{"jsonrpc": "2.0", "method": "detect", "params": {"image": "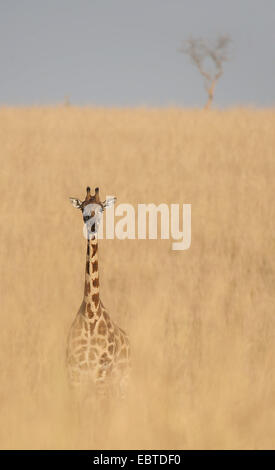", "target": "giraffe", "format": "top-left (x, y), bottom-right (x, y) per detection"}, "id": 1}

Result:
top-left (66, 186), bottom-right (130, 399)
